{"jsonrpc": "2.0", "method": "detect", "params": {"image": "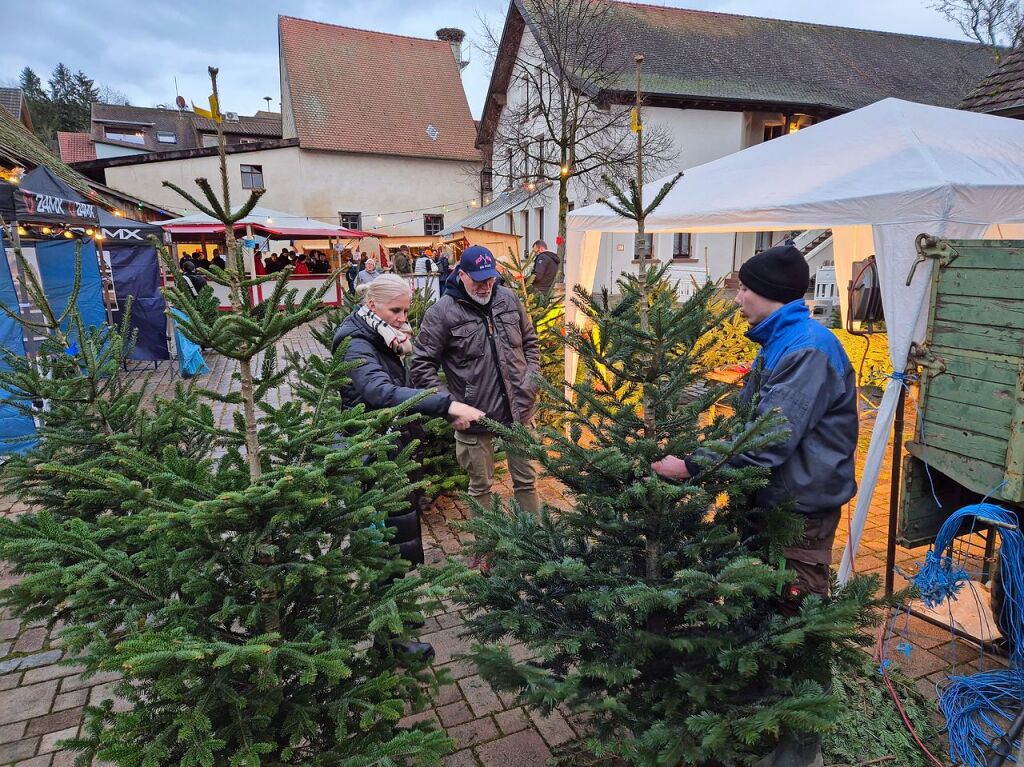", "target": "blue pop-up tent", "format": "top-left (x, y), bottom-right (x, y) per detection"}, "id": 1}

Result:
top-left (97, 209), bottom-right (170, 361)
top-left (0, 234), bottom-right (37, 455)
